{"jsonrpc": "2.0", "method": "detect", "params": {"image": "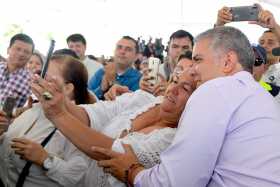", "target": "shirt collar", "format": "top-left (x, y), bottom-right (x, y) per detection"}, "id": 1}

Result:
top-left (117, 67), bottom-right (137, 77)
